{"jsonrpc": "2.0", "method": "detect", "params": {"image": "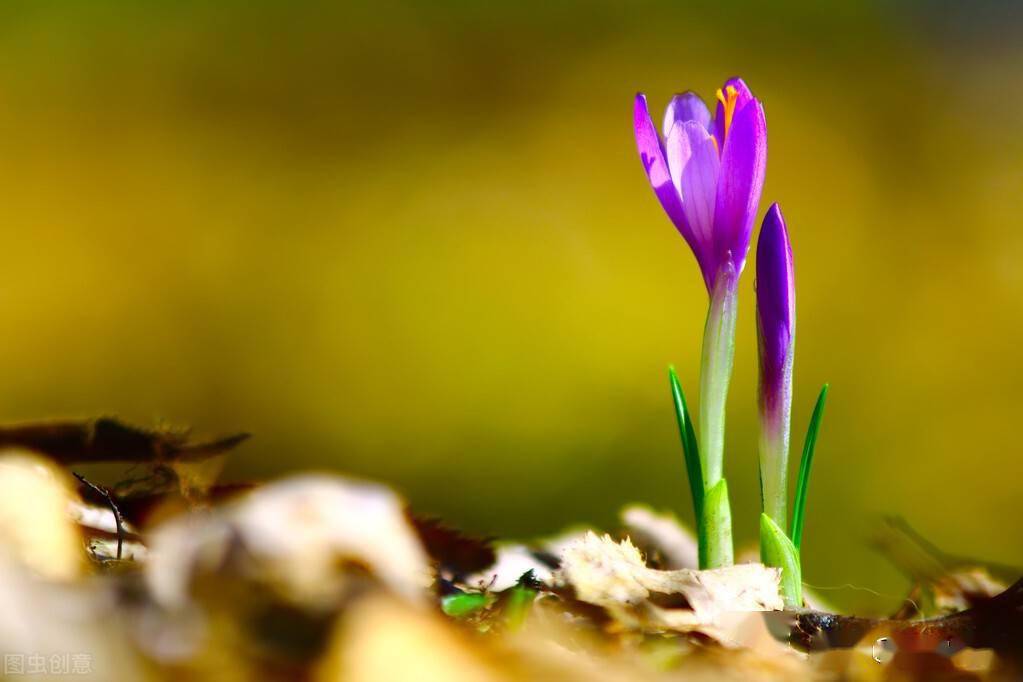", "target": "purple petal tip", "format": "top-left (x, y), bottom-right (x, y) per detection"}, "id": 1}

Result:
top-left (756, 203), bottom-right (795, 412)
